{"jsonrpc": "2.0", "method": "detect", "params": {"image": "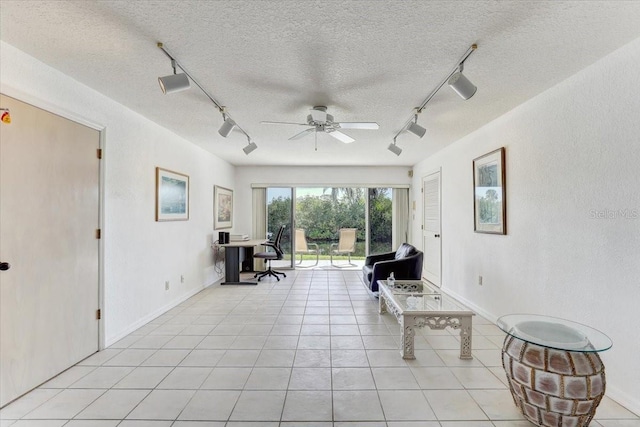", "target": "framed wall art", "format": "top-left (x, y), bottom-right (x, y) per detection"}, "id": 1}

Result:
top-left (473, 147), bottom-right (506, 234)
top-left (156, 167), bottom-right (189, 221)
top-left (214, 185), bottom-right (233, 229)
